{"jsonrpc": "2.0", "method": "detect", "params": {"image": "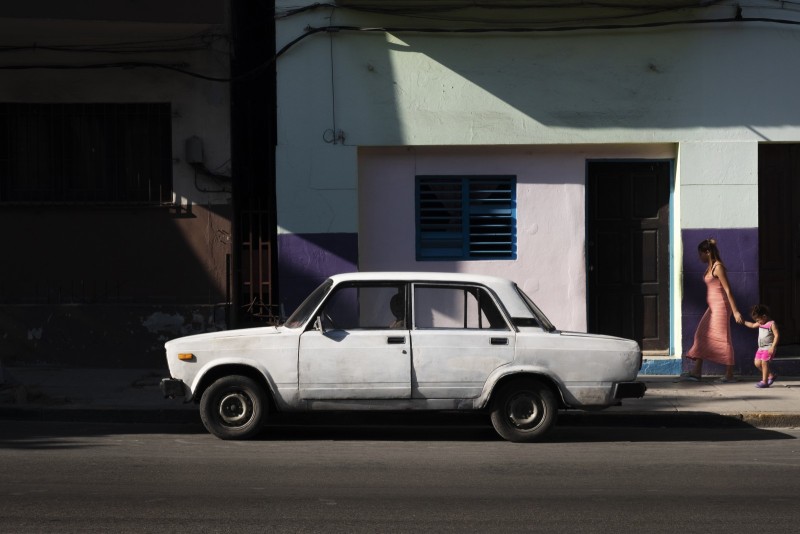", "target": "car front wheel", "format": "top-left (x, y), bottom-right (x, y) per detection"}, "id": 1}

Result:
top-left (200, 375), bottom-right (267, 440)
top-left (490, 379), bottom-right (557, 443)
